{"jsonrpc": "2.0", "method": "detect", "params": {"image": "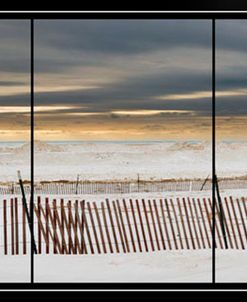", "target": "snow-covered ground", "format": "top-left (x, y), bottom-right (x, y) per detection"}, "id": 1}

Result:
top-left (1, 189), bottom-right (247, 283)
top-left (0, 140), bottom-right (246, 283)
top-left (30, 189), bottom-right (247, 202)
top-left (0, 250), bottom-right (247, 282)
top-left (0, 140), bottom-right (246, 182)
